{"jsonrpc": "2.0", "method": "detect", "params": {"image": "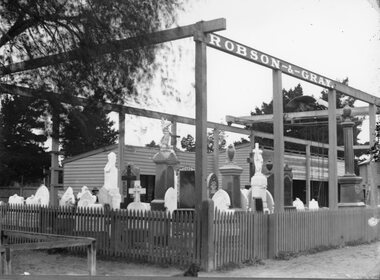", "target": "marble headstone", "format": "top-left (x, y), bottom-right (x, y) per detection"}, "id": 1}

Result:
top-left (207, 173), bottom-right (219, 199)
top-left (212, 189), bottom-right (231, 211)
top-left (164, 187), bottom-right (177, 213)
top-left (25, 195), bottom-right (40, 205)
top-left (77, 190), bottom-right (97, 208)
top-left (309, 199), bottom-right (319, 211)
top-left (34, 184), bottom-right (49, 206)
top-left (293, 197), bottom-right (305, 211)
top-left (77, 186), bottom-right (90, 200)
top-left (266, 190), bottom-right (275, 213)
top-left (59, 187), bottom-right (75, 207)
top-left (240, 189), bottom-right (249, 210)
top-left (8, 194), bottom-right (24, 205)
